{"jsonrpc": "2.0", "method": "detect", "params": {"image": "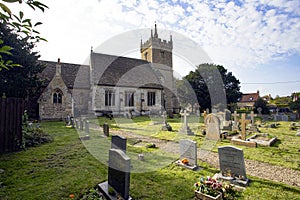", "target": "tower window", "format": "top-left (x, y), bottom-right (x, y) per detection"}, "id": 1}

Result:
top-left (160, 50), bottom-right (165, 58)
top-left (125, 92), bottom-right (134, 107)
top-left (105, 90), bottom-right (115, 106)
top-left (53, 89), bottom-right (63, 104)
top-left (147, 91), bottom-right (156, 106)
